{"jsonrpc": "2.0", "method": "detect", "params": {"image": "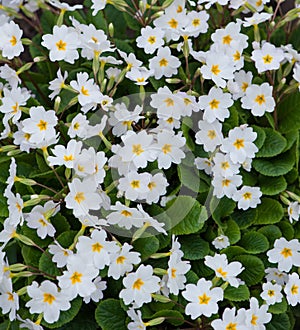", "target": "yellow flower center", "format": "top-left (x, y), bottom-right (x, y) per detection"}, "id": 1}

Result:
top-left (162, 144), bottom-right (172, 154)
top-left (159, 58), bottom-right (168, 67)
top-left (171, 268), bottom-right (177, 278)
top-left (233, 138), bottom-right (244, 149)
top-left (38, 218), bottom-right (48, 227)
top-left (132, 278), bottom-right (144, 290)
top-left (198, 293), bottom-right (211, 305)
top-left (263, 54), bottom-right (273, 64)
top-left (12, 102), bottom-right (19, 114)
top-left (74, 192), bottom-right (85, 204)
top-left (209, 99), bottom-right (220, 109)
top-left (256, 0), bottom-right (262, 6)
top-left (137, 77), bottom-right (145, 83)
top-left (268, 289), bottom-right (275, 297)
top-left (132, 144), bottom-right (144, 156)
top-left (116, 256), bottom-right (126, 264)
top-left (281, 247), bottom-right (292, 258)
top-left (10, 35), bottom-right (17, 46)
top-left (233, 51), bottom-right (241, 61)
top-left (16, 202), bottom-right (22, 212)
top-left (92, 242), bottom-right (103, 253)
top-left (43, 293), bottom-right (56, 305)
top-left (291, 284), bottom-right (299, 295)
top-left (147, 36), bottom-right (156, 44)
top-left (221, 161), bottom-right (230, 169)
top-left (207, 130), bottom-right (216, 139)
top-left (70, 271), bottom-right (82, 285)
top-left (73, 122), bottom-right (80, 130)
top-left (211, 64), bottom-right (221, 75)
top-left (164, 98), bottom-right (174, 107)
top-left (226, 323), bottom-right (237, 330)
top-left (121, 210), bottom-right (132, 217)
top-left (130, 180), bottom-right (140, 189)
top-left (148, 181), bottom-right (156, 190)
top-left (7, 292), bottom-right (14, 301)
top-left (192, 19), bottom-right (200, 27)
top-left (168, 18), bottom-right (178, 29)
top-left (241, 82), bottom-right (248, 92)
top-left (37, 120), bottom-right (47, 131)
top-left (243, 192), bottom-right (252, 200)
top-left (216, 267), bottom-right (227, 277)
top-left (222, 35), bottom-right (232, 45)
top-left (56, 39), bottom-right (67, 51)
top-left (255, 94), bottom-right (266, 105)
top-left (251, 314), bottom-right (258, 326)
top-left (222, 179), bottom-right (231, 187)
top-left (81, 86), bottom-right (90, 96)
top-left (63, 154), bottom-right (74, 161)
